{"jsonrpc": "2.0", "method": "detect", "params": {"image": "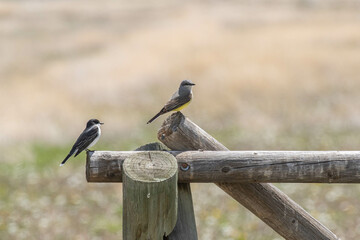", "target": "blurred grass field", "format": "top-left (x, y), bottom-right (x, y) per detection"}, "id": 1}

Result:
top-left (1, 0), bottom-right (360, 239)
